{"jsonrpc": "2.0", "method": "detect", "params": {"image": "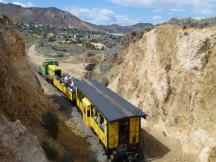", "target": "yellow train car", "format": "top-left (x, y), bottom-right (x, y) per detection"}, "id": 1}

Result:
top-left (53, 78), bottom-right (75, 101)
top-left (74, 79), bottom-right (147, 161)
top-left (48, 65), bottom-right (61, 79)
top-left (40, 60), bottom-right (147, 161)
